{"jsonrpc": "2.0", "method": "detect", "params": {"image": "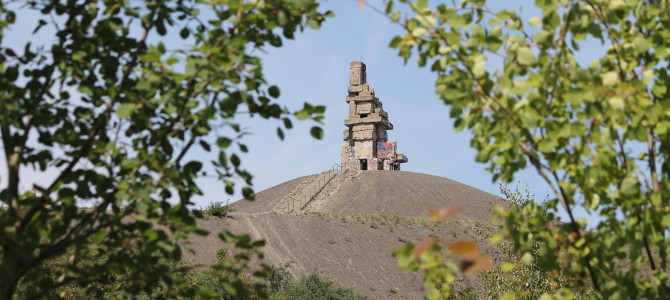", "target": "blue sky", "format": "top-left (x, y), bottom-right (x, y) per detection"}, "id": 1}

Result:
top-left (4, 0), bottom-right (604, 220)
top-left (194, 0), bottom-right (555, 205)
